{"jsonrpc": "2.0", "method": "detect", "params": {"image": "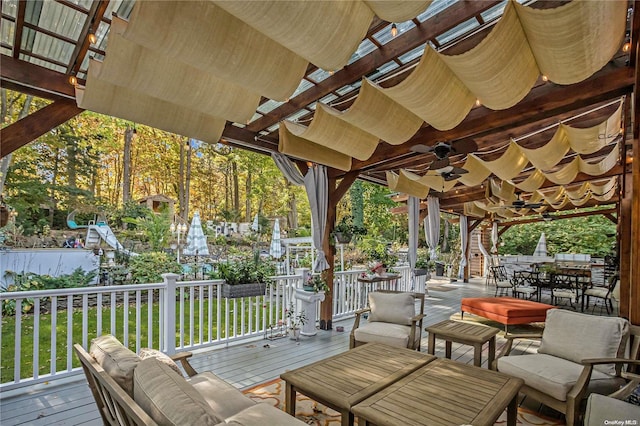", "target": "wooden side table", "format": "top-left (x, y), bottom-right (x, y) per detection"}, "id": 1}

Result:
top-left (426, 319), bottom-right (499, 367)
